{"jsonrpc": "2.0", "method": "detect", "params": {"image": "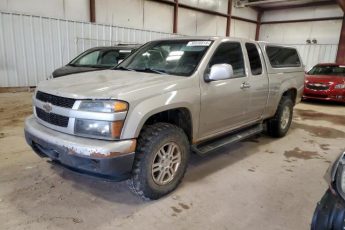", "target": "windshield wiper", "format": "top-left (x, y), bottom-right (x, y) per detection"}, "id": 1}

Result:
top-left (114, 66), bottom-right (136, 71)
top-left (134, 68), bottom-right (167, 75)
